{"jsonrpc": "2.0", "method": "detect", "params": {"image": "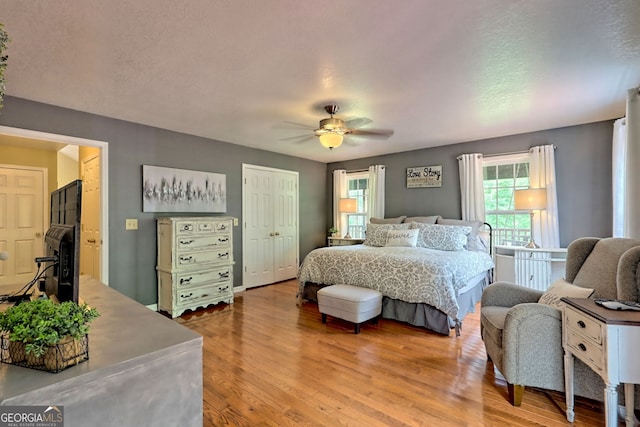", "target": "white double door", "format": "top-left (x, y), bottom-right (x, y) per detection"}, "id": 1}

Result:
top-left (242, 164), bottom-right (298, 289)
